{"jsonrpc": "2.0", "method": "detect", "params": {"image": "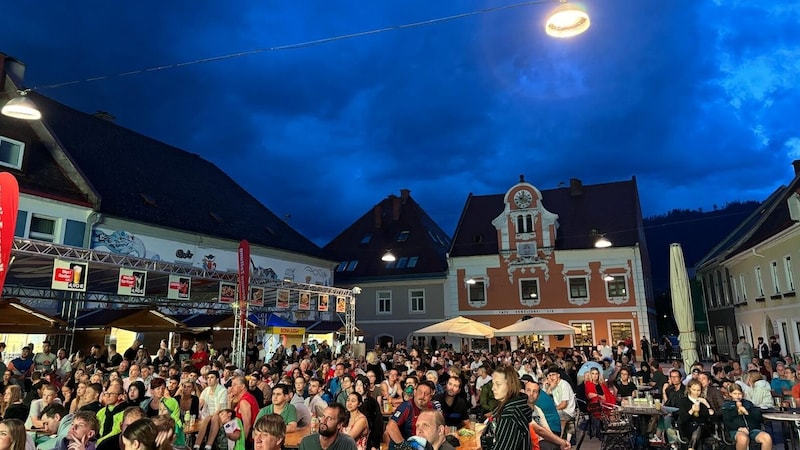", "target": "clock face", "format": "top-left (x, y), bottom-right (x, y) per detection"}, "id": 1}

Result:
top-left (514, 190), bottom-right (532, 208)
